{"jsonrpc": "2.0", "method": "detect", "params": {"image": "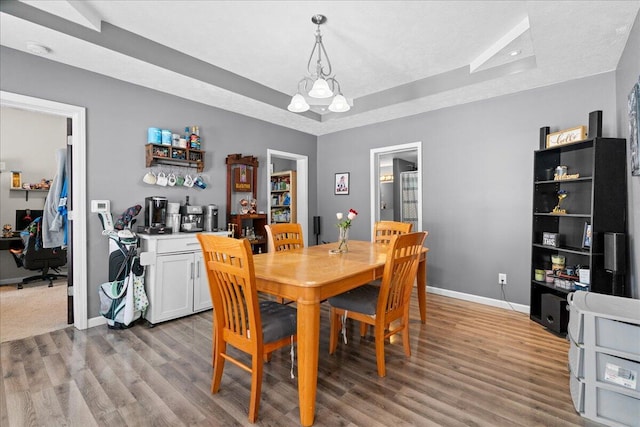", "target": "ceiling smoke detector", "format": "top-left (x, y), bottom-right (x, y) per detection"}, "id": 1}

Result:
top-left (26, 42), bottom-right (51, 55)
